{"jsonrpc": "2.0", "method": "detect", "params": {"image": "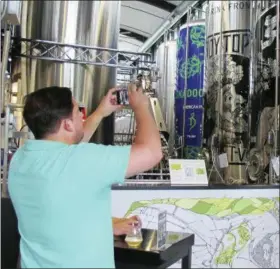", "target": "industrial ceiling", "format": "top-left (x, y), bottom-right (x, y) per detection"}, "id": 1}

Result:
top-left (119, 0), bottom-right (183, 52)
